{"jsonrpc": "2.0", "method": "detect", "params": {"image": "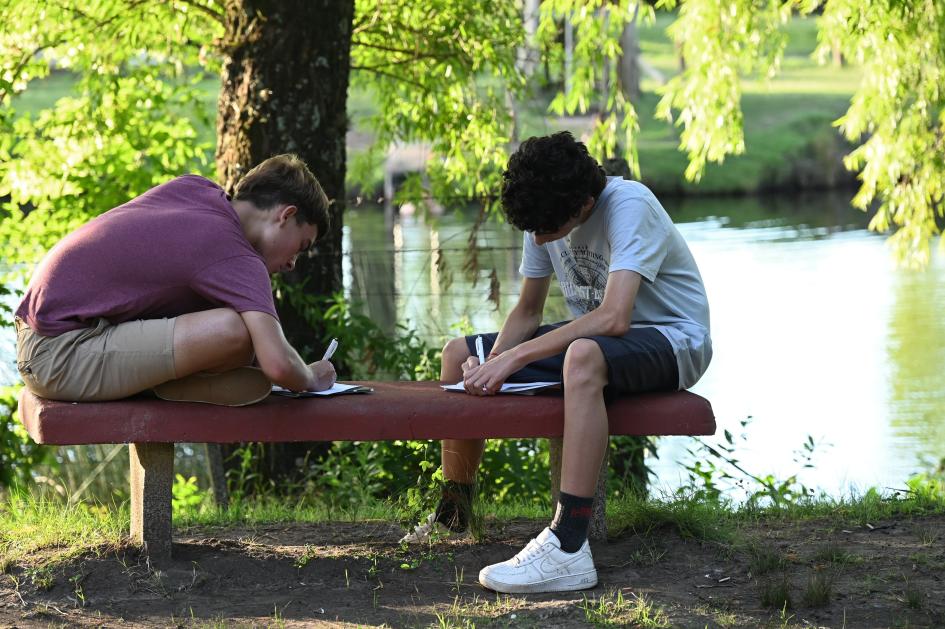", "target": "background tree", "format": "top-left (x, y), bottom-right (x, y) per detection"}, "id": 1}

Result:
top-left (0, 0), bottom-right (523, 487)
top-left (215, 0), bottom-right (355, 357)
top-left (1, 0), bottom-right (942, 493)
top-left (817, 0), bottom-right (944, 267)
